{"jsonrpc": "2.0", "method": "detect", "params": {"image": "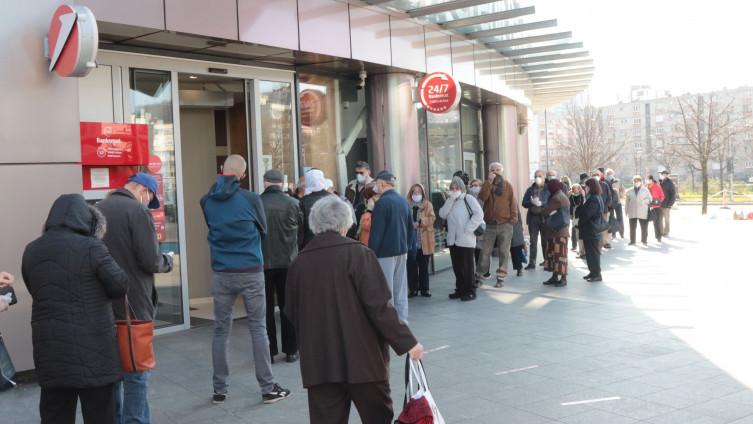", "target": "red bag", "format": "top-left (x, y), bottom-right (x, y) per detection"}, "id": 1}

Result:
top-left (396, 396), bottom-right (434, 424)
top-left (116, 297), bottom-right (156, 372)
top-left (395, 359), bottom-right (444, 424)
